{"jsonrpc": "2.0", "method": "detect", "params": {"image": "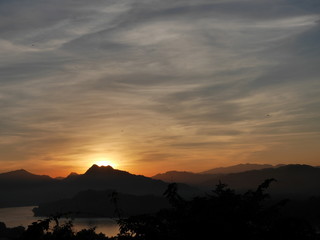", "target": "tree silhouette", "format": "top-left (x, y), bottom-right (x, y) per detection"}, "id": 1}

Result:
top-left (1, 180), bottom-right (319, 240)
top-left (117, 179), bottom-right (318, 240)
